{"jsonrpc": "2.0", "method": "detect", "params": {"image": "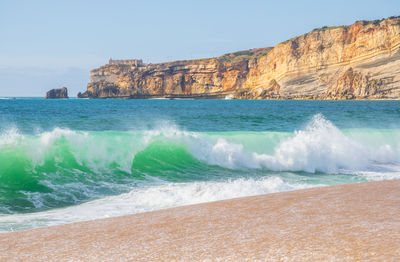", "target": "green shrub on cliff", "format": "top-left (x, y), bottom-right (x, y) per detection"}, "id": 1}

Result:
top-left (312, 25), bottom-right (349, 32)
top-left (254, 50), bottom-right (270, 58)
top-left (217, 48), bottom-right (270, 62)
